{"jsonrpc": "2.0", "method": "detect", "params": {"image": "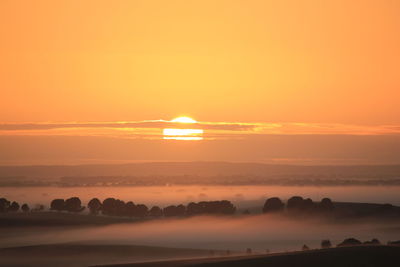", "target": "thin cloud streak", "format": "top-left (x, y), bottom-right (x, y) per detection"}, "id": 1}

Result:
top-left (0, 121), bottom-right (400, 138)
top-left (0, 120), bottom-right (257, 131)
